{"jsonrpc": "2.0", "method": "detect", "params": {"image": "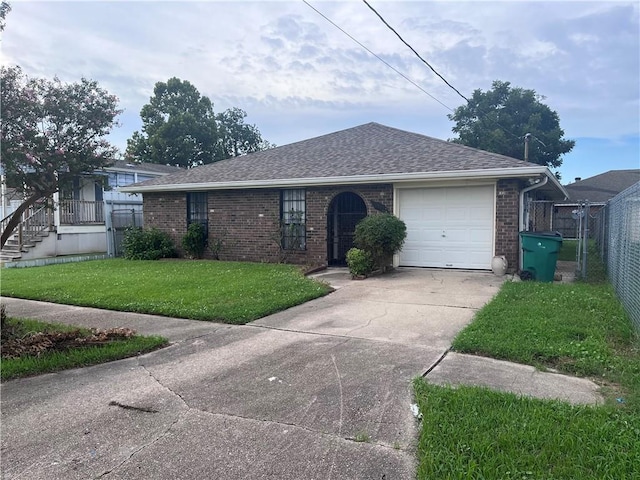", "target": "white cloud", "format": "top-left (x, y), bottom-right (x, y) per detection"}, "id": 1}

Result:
top-left (1, 0), bottom-right (638, 178)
